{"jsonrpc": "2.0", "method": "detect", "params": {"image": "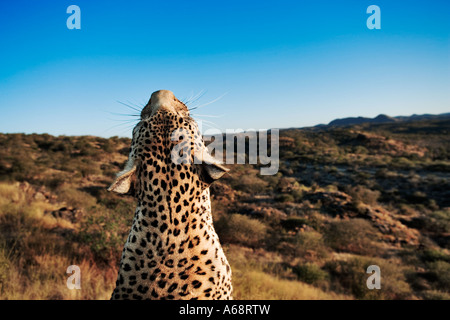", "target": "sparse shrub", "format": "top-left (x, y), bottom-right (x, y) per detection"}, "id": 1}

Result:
top-left (421, 248), bottom-right (450, 263)
top-left (391, 156), bottom-right (415, 169)
top-left (427, 209), bottom-right (450, 233)
top-left (79, 214), bottom-right (121, 263)
top-left (276, 177), bottom-right (298, 192)
top-left (407, 191), bottom-right (427, 204)
top-left (261, 172), bottom-right (282, 190)
top-left (275, 194), bottom-right (295, 203)
top-left (44, 176), bottom-right (66, 190)
top-left (324, 184), bottom-right (339, 192)
top-left (0, 242), bottom-right (12, 295)
top-left (34, 134), bottom-right (54, 151)
top-left (7, 156), bottom-right (37, 182)
top-left (356, 171), bottom-right (371, 181)
top-left (326, 166), bottom-right (339, 174)
top-left (56, 187), bottom-right (97, 209)
top-left (280, 217), bottom-right (308, 231)
top-left (421, 290), bottom-right (450, 300)
top-left (426, 260), bottom-right (450, 291)
top-left (324, 219), bottom-right (379, 255)
top-left (274, 177), bottom-right (303, 202)
top-left (325, 257), bottom-right (413, 300)
top-left (291, 188), bottom-right (304, 201)
top-left (215, 214), bottom-right (267, 247)
top-left (285, 230), bottom-right (329, 260)
top-left (100, 139), bottom-right (115, 153)
top-left (232, 175), bottom-right (268, 194)
top-left (100, 163), bottom-right (118, 178)
top-left (292, 263), bottom-right (329, 285)
top-left (375, 168), bottom-right (398, 179)
top-left (77, 161), bottom-right (102, 178)
top-left (347, 185), bottom-right (380, 206)
top-left (50, 141), bottom-right (72, 154)
top-left (353, 146), bottom-right (368, 155)
top-left (398, 204), bottom-right (417, 216)
top-left (74, 137), bottom-right (102, 159)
